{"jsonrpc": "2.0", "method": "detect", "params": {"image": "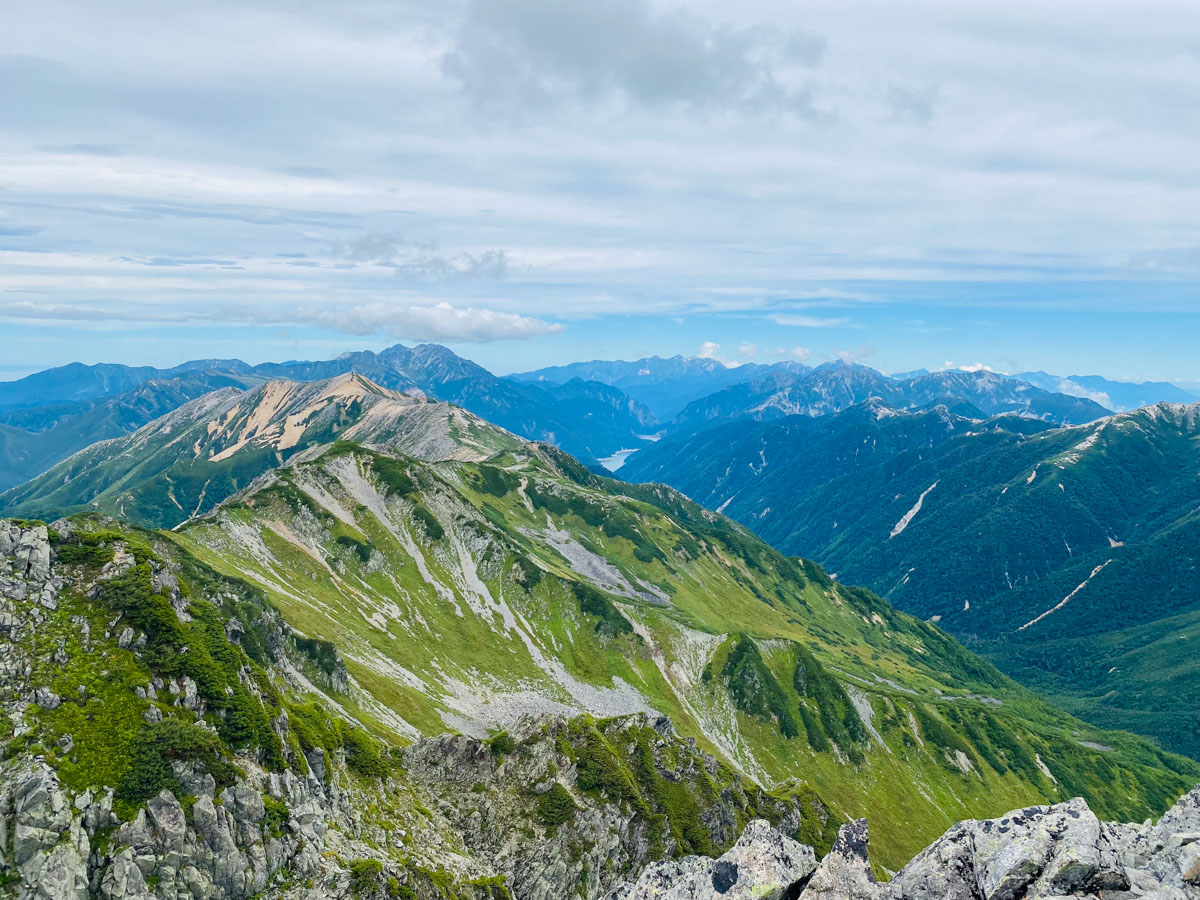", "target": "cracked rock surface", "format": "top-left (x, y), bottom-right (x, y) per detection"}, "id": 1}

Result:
top-left (610, 787), bottom-right (1200, 900)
